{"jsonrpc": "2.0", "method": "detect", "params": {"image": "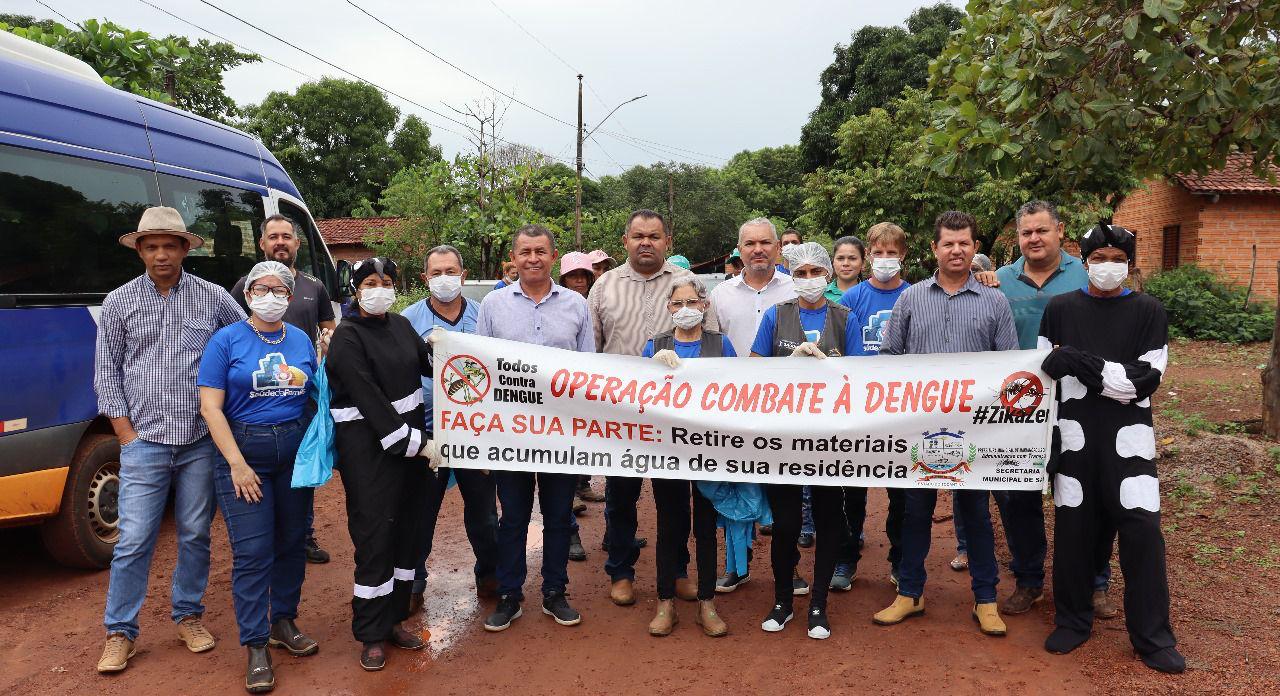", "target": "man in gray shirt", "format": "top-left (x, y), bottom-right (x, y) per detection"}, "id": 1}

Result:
top-left (872, 211), bottom-right (1019, 639)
